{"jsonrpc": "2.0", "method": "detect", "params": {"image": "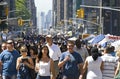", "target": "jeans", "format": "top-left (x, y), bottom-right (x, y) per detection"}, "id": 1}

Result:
top-left (2, 75), bottom-right (17, 79)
